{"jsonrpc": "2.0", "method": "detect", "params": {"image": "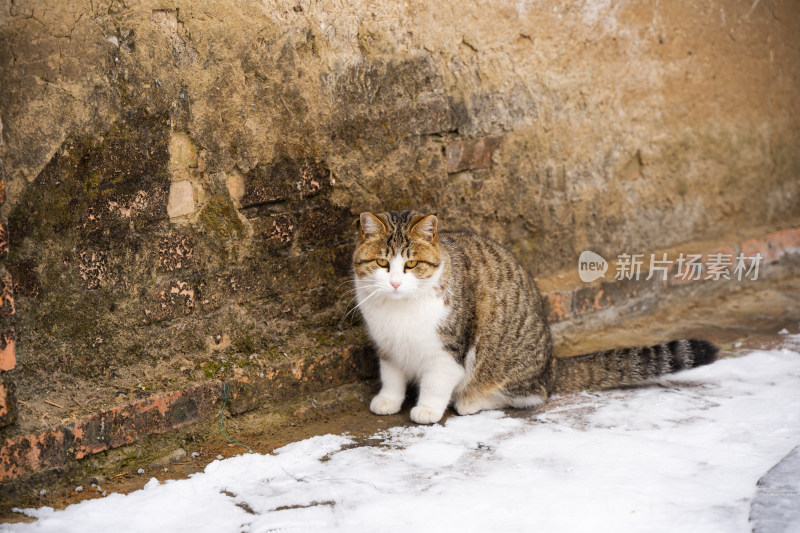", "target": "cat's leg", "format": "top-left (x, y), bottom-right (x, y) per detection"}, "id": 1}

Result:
top-left (411, 354), bottom-right (464, 424)
top-left (454, 391), bottom-right (545, 415)
top-left (370, 358), bottom-right (407, 415)
top-left (453, 390), bottom-right (508, 416)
